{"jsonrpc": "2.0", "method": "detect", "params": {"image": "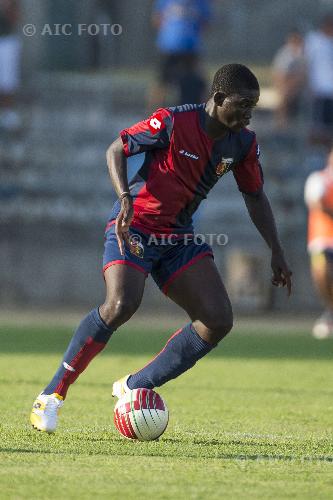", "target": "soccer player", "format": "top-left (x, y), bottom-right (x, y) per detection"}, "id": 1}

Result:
top-left (30, 64), bottom-right (292, 432)
top-left (305, 148), bottom-right (333, 338)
